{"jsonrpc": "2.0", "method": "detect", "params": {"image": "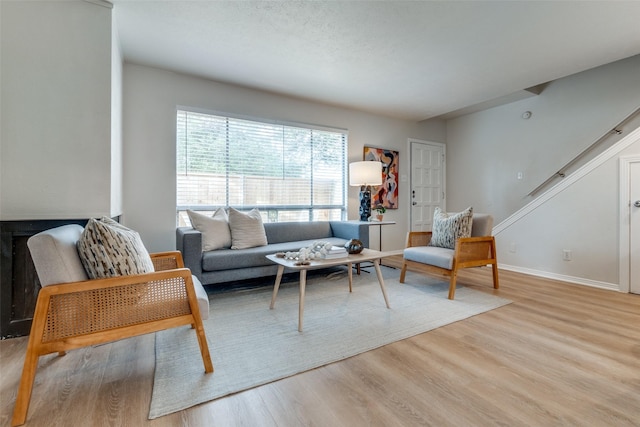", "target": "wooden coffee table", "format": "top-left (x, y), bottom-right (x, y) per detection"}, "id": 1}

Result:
top-left (267, 248), bottom-right (402, 331)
